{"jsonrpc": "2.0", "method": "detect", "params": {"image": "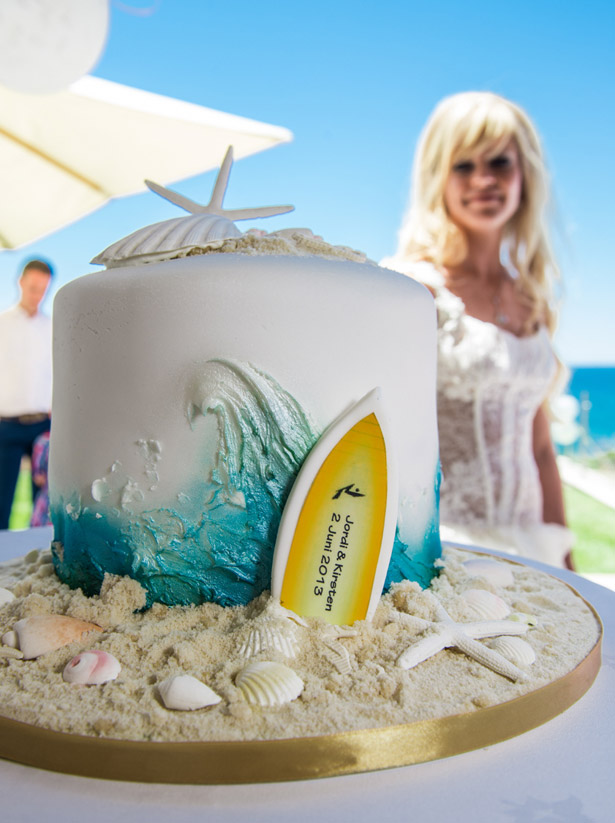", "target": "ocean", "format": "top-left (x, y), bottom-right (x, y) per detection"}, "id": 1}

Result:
top-left (564, 366), bottom-right (615, 452)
